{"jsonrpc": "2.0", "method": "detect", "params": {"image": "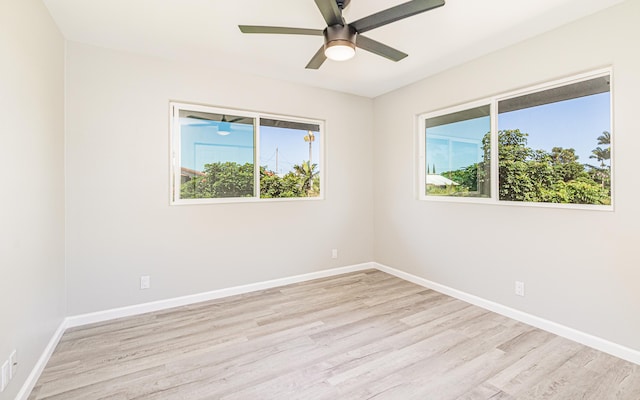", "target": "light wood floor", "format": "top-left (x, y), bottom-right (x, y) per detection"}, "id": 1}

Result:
top-left (29, 270), bottom-right (640, 399)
